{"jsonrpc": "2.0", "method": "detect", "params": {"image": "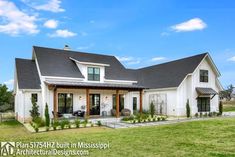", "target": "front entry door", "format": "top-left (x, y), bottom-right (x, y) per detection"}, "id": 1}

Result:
top-left (89, 94), bottom-right (100, 115)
